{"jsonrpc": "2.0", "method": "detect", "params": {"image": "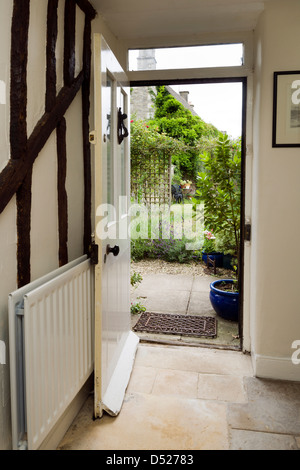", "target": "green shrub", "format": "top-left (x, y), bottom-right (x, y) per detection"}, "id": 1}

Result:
top-left (131, 301), bottom-right (146, 315)
top-left (131, 238), bottom-right (151, 261)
